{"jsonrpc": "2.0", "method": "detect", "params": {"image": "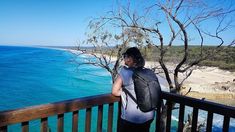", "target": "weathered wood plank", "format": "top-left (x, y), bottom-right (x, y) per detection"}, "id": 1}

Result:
top-left (156, 100), bottom-right (162, 132)
top-left (22, 121), bottom-right (29, 132)
top-left (191, 108), bottom-right (199, 132)
top-left (40, 117), bottom-right (48, 132)
top-left (97, 105), bottom-right (103, 132)
top-left (117, 102), bottom-right (121, 132)
top-left (85, 108), bottom-right (91, 132)
top-left (177, 104), bottom-right (185, 132)
top-left (223, 116), bottom-right (230, 132)
top-left (72, 111), bottom-right (78, 132)
top-left (107, 103), bottom-right (114, 132)
top-left (57, 114), bottom-right (64, 132)
top-left (206, 112), bottom-right (213, 132)
top-left (166, 101), bottom-right (172, 132)
top-left (0, 126), bottom-right (7, 132)
top-left (0, 94), bottom-right (120, 127)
